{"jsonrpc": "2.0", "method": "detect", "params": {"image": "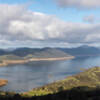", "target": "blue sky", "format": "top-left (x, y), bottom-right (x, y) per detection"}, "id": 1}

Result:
top-left (0, 0), bottom-right (100, 48)
top-left (0, 0), bottom-right (99, 23)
